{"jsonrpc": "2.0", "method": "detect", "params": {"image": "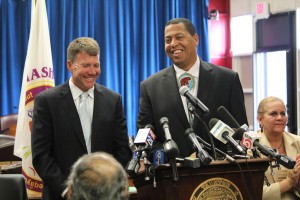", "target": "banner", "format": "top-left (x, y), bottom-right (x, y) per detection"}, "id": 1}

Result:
top-left (14, 0), bottom-right (54, 196)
